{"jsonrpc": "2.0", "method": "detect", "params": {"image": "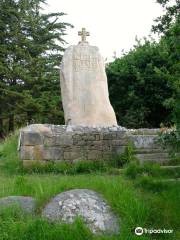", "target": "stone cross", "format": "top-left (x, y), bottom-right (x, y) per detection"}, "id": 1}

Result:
top-left (78, 28), bottom-right (90, 42)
